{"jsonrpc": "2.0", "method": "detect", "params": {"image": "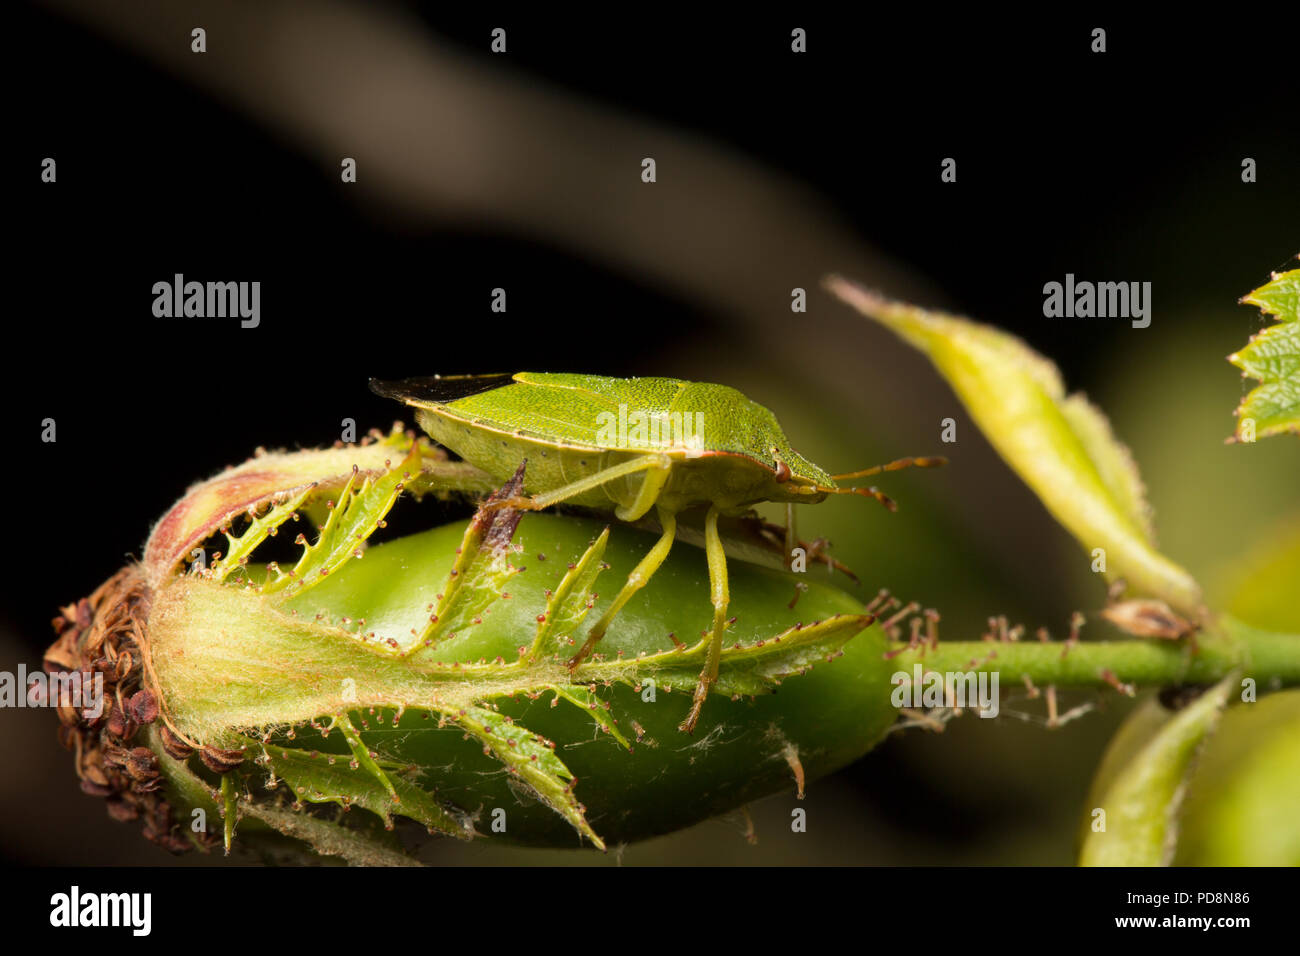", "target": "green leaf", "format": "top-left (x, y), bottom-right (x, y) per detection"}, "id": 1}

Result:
top-left (449, 704), bottom-right (604, 849)
top-left (530, 528), bottom-right (609, 660)
top-left (1079, 674), bottom-right (1235, 866)
top-left (263, 443), bottom-right (419, 597)
top-left (144, 426), bottom-right (495, 586)
top-left (332, 712), bottom-right (399, 803)
top-left (1241, 263), bottom-right (1300, 322)
top-left (408, 468), bottom-right (527, 656)
top-left (597, 613), bottom-right (874, 699)
top-left (152, 726), bottom-right (418, 864)
top-left (1060, 394), bottom-right (1155, 542)
top-left (255, 736), bottom-right (474, 840)
top-left (238, 801), bottom-right (423, 867)
top-left (824, 275), bottom-right (1201, 615)
top-left (1230, 262), bottom-right (1300, 441)
top-left (209, 485), bottom-right (314, 583)
top-left (544, 683), bottom-right (633, 750)
top-left (1175, 688), bottom-right (1300, 865)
